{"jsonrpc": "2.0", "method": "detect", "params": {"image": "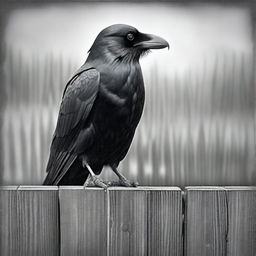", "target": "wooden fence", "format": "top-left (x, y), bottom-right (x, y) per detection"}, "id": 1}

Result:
top-left (0, 186), bottom-right (255, 256)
